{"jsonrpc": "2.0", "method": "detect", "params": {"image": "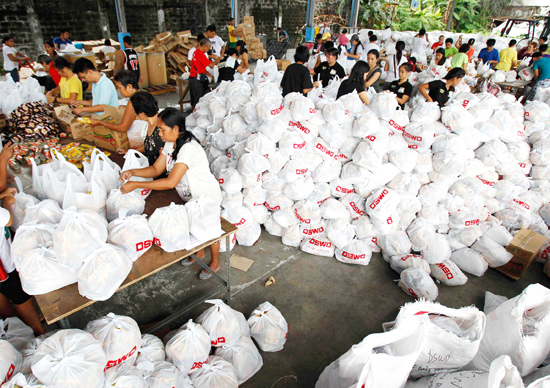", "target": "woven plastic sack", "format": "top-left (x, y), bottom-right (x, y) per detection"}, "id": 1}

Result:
top-left (77, 244), bottom-right (132, 301)
top-left (149, 202), bottom-right (190, 252)
top-left (468, 284), bottom-right (550, 376)
top-left (166, 319), bottom-right (211, 374)
top-left (248, 301), bottom-right (288, 352)
top-left (85, 313), bottom-right (141, 371)
top-left (196, 300), bottom-right (243, 347)
top-left (396, 300), bottom-right (485, 378)
top-left (390, 254), bottom-right (430, 275)
top-left (18, 244), bottom-right (78, 295)
top-left (108, 212), bottom-right (154, 262)
top-left (189, 355), bottom-right (239, 388)
top-left (31, 329), bottom-right (107, 388)
top-left (214, 336), bottom-right (263, 384)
